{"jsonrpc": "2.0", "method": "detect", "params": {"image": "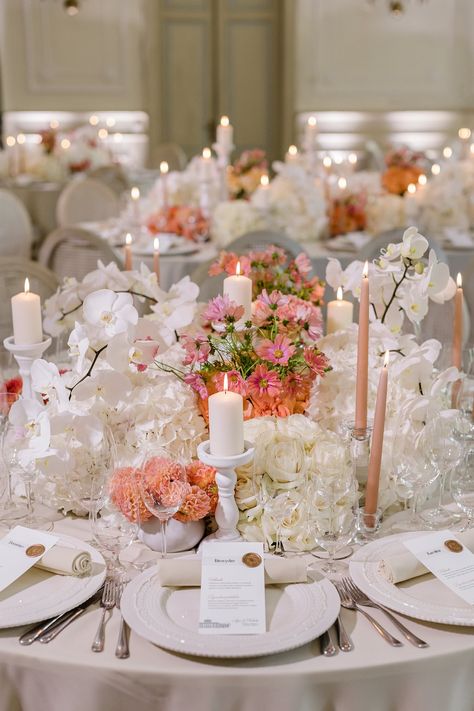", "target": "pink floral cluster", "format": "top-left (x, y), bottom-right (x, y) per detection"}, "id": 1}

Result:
top-left (209, 246), bottom-right (324, 306)
top-left (253, 289), bottom-right (323, 342)
top-left (110, 456), bottom-right (218, 525)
